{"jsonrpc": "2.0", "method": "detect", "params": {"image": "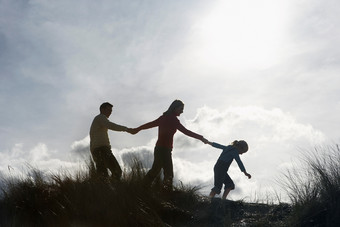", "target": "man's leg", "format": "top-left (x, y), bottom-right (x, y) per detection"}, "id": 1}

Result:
top-left (91, 147), bottom-right (109, 177)
top-left (103, 147), bottom-right (122, 180)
